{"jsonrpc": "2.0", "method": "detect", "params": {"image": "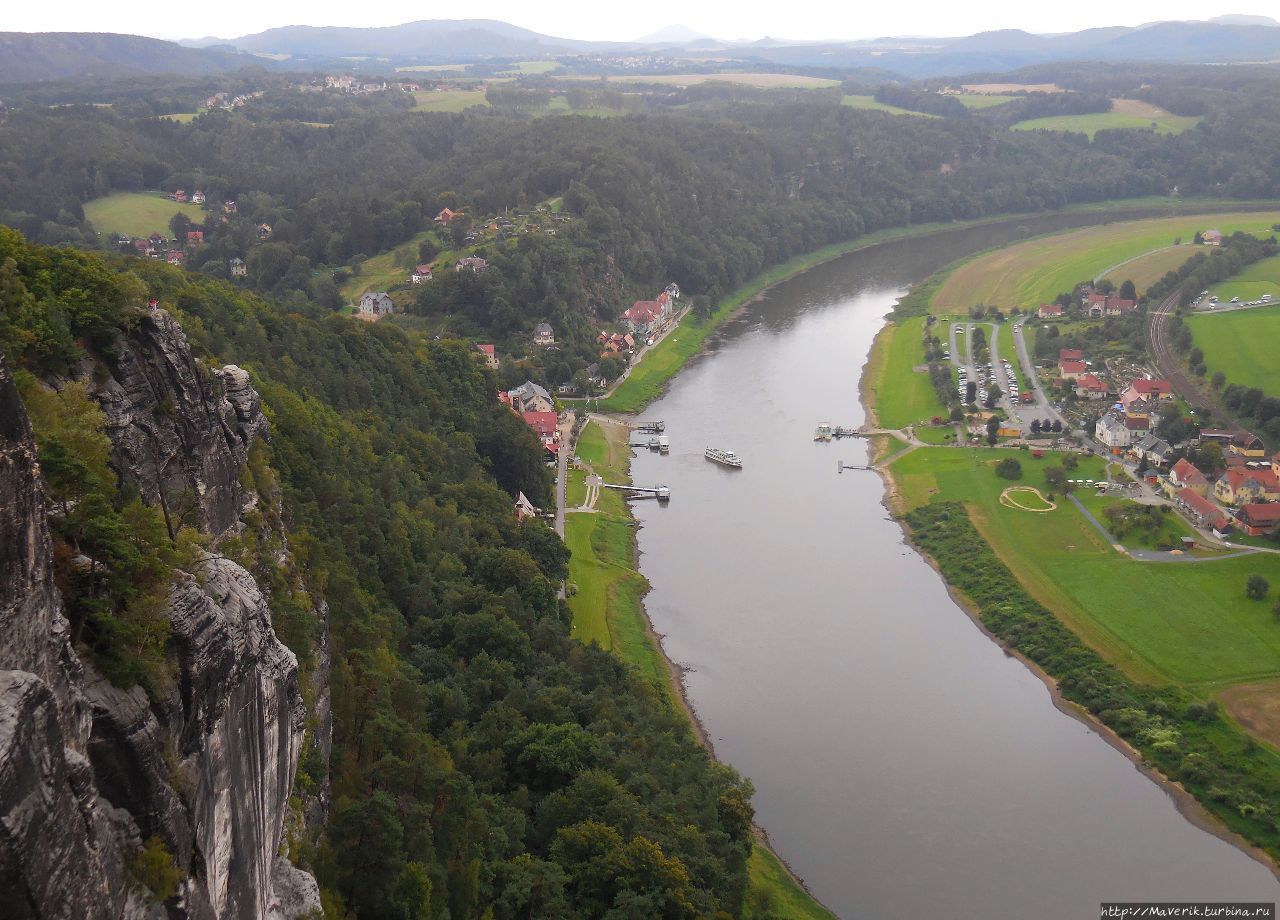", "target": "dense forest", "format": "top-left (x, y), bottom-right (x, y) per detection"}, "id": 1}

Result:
top-left (6, 63), bottom-right (1280, 391)
top-left (0, 227), bottom-right (757, 918)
